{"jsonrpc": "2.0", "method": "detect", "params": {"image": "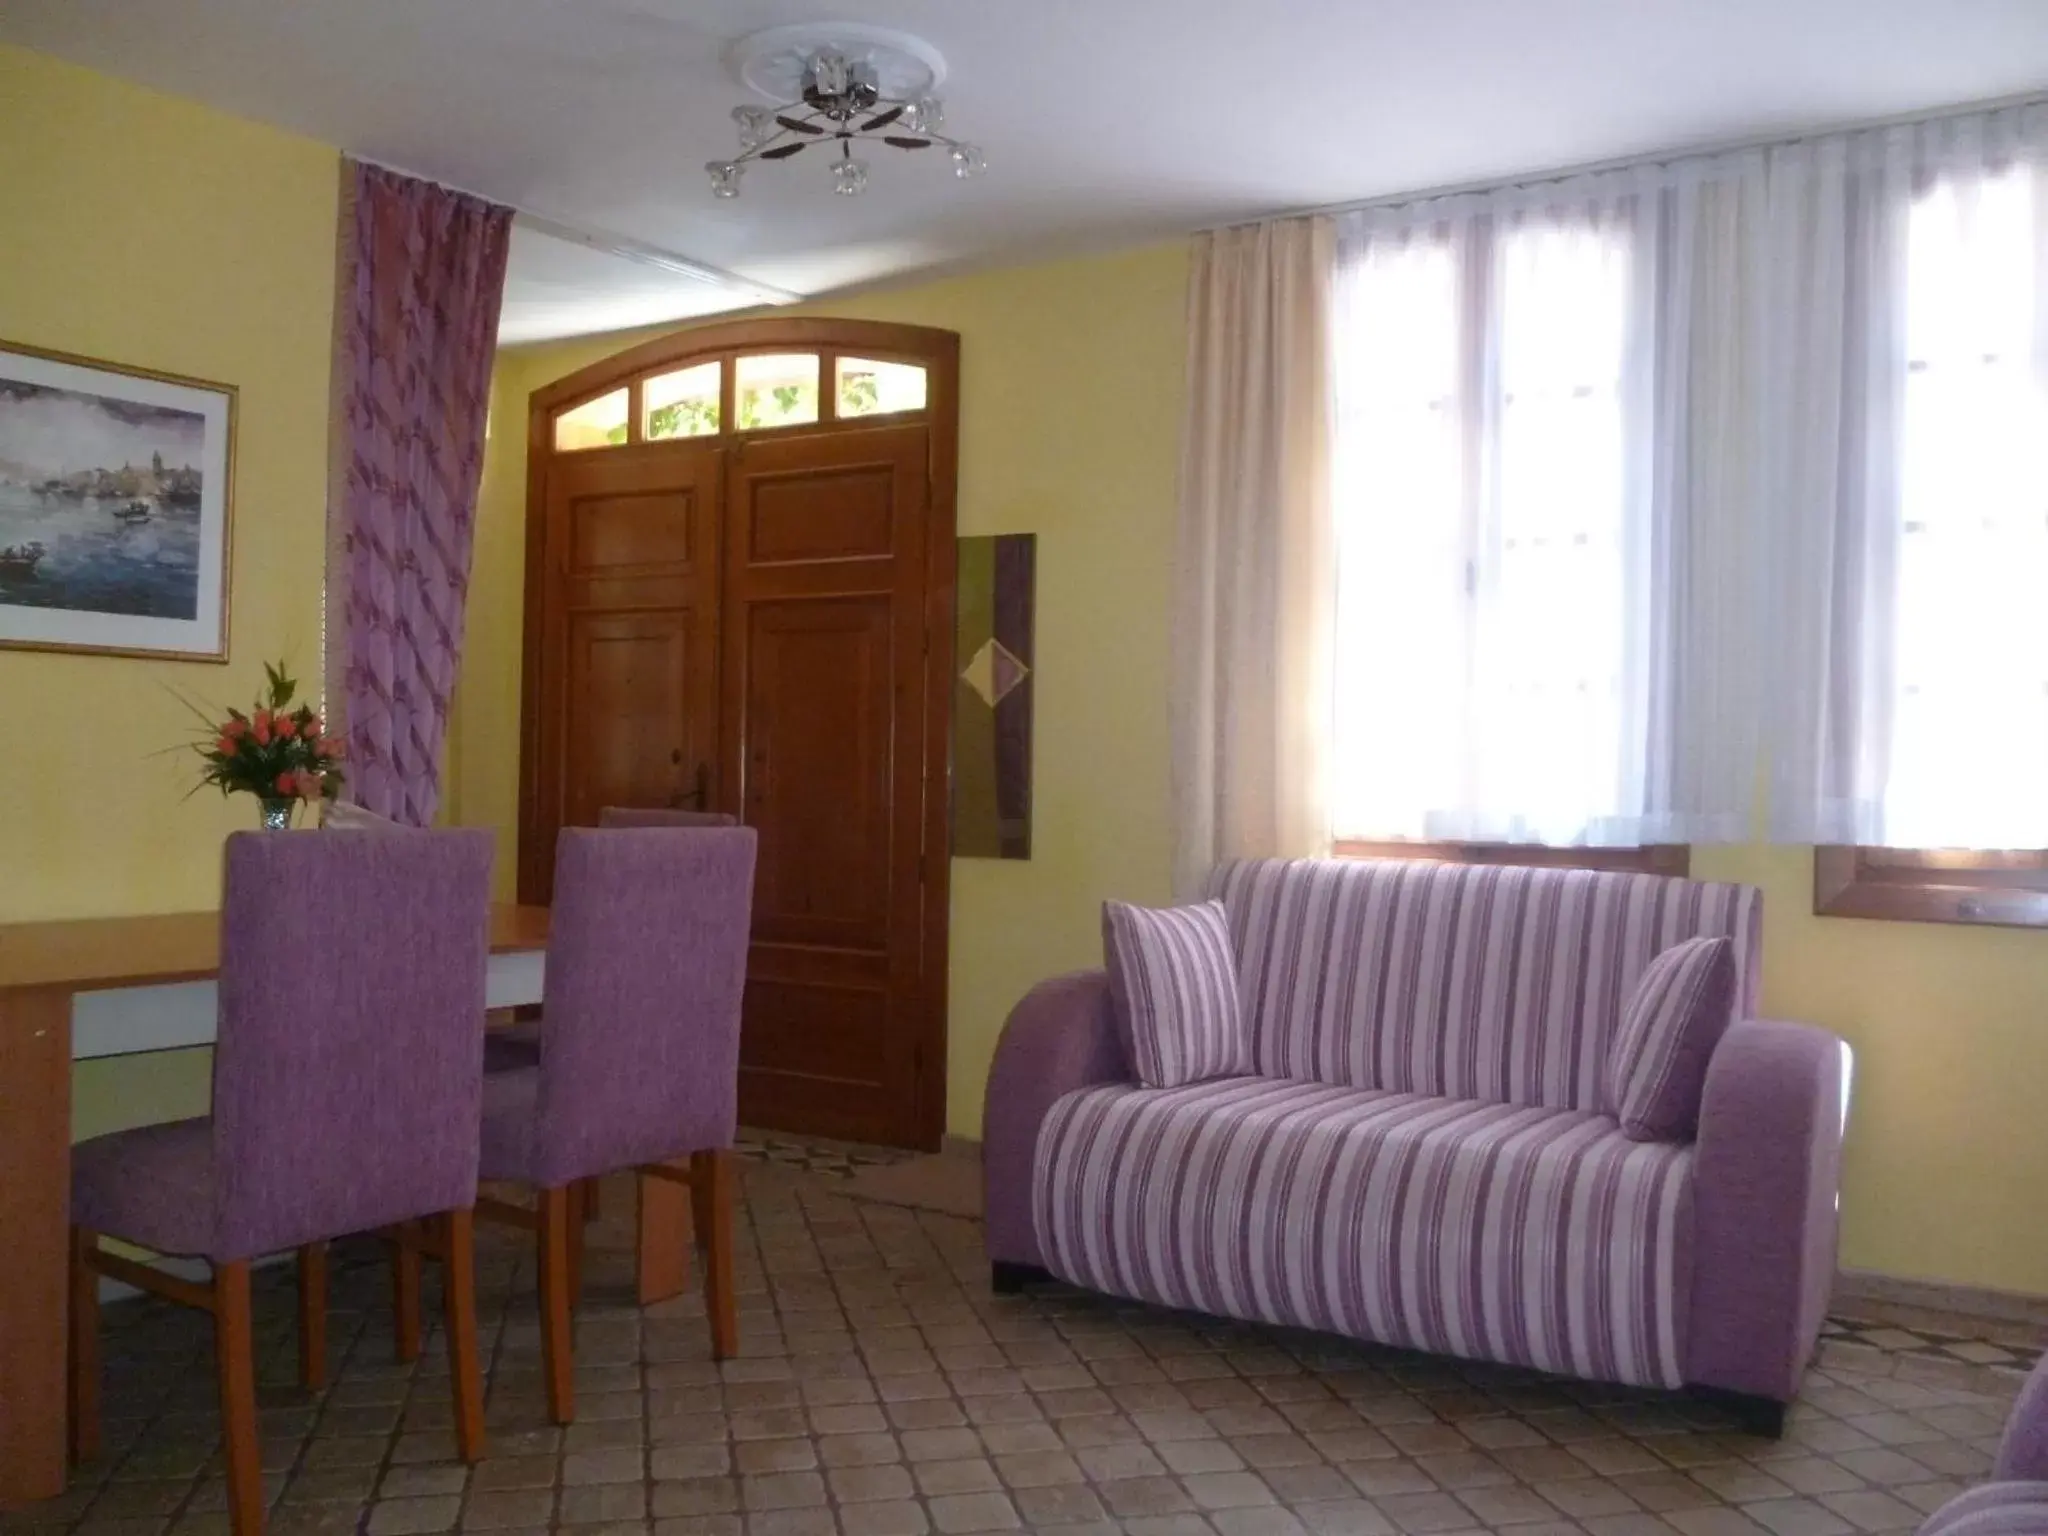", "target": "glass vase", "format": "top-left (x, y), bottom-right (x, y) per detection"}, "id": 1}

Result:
top-left (258, 798), bottom-right (295, 831)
